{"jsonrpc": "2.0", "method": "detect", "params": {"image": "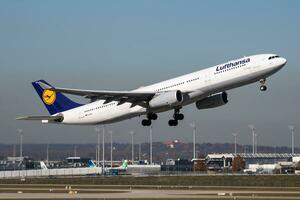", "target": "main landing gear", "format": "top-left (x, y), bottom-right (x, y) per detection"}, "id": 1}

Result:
top-left (141, 109), bottom-right (184, 127)
top-left (259, 79), bottom-right (267, 91)
top-left (168, 108), bottom-right (184, 126)
top-left (141, 113), bottom-right (157, 126)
